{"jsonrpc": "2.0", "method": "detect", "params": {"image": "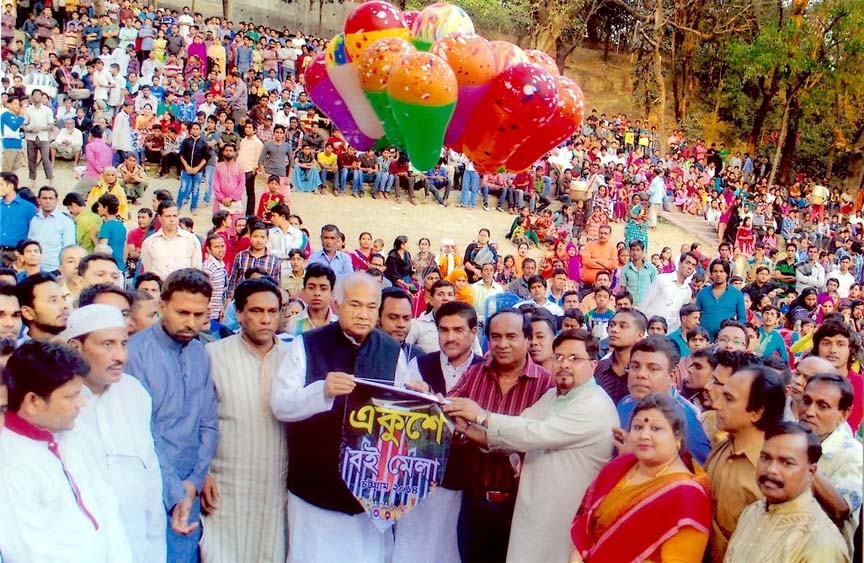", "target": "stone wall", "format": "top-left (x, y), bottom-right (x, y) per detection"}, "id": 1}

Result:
top-left (159, 0), bottom-right (356, 38)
